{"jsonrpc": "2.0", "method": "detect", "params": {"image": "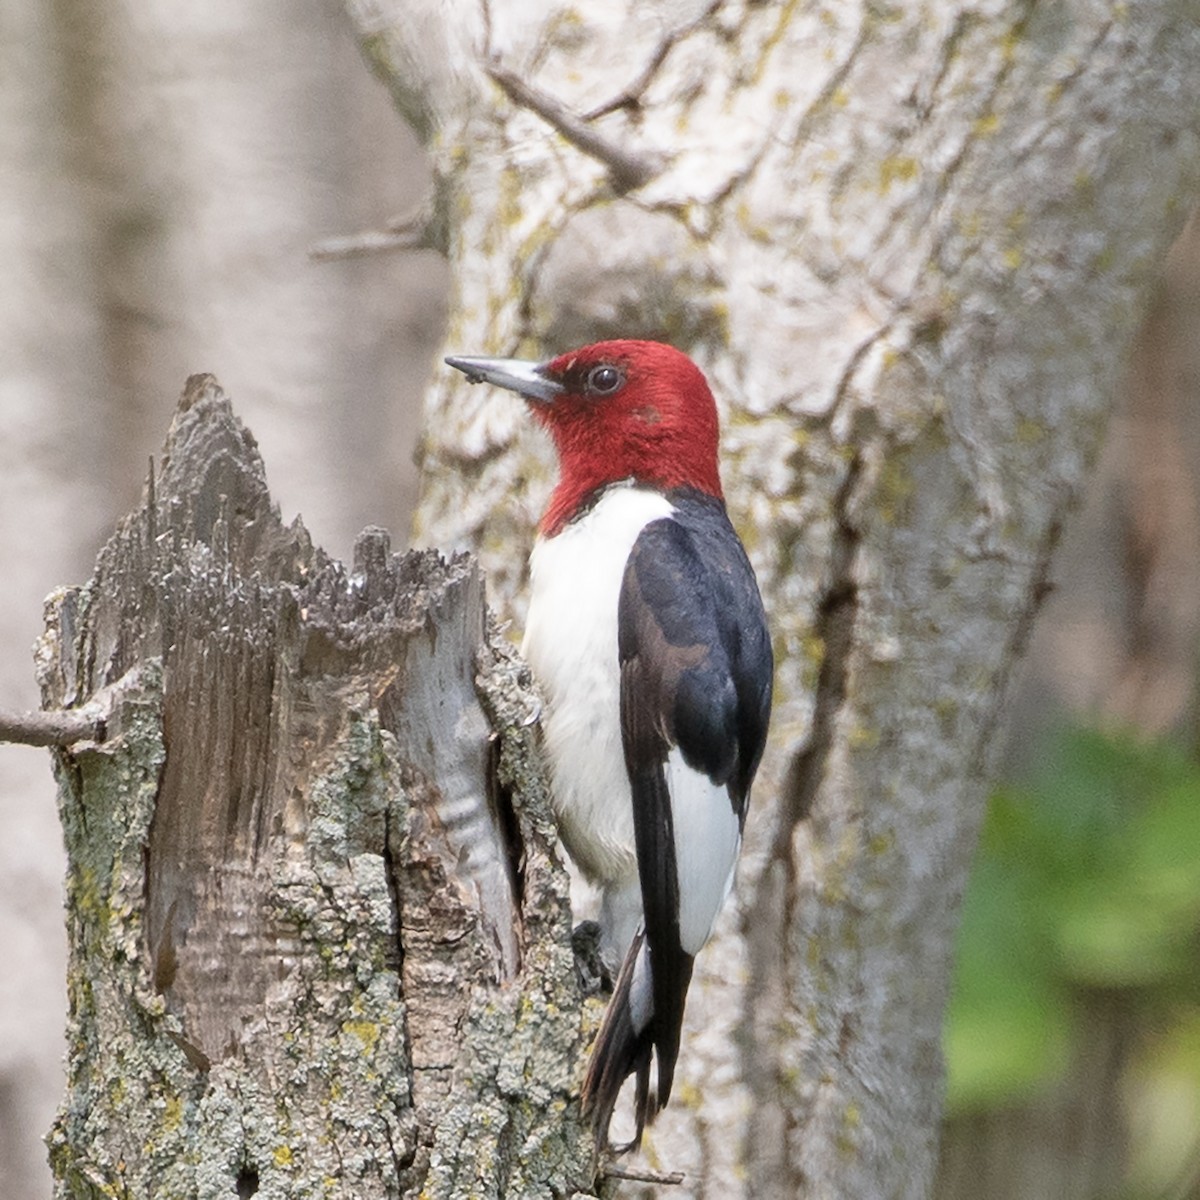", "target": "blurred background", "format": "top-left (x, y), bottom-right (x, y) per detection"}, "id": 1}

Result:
top-left (2, 4), bottom-right (1198, 1197)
